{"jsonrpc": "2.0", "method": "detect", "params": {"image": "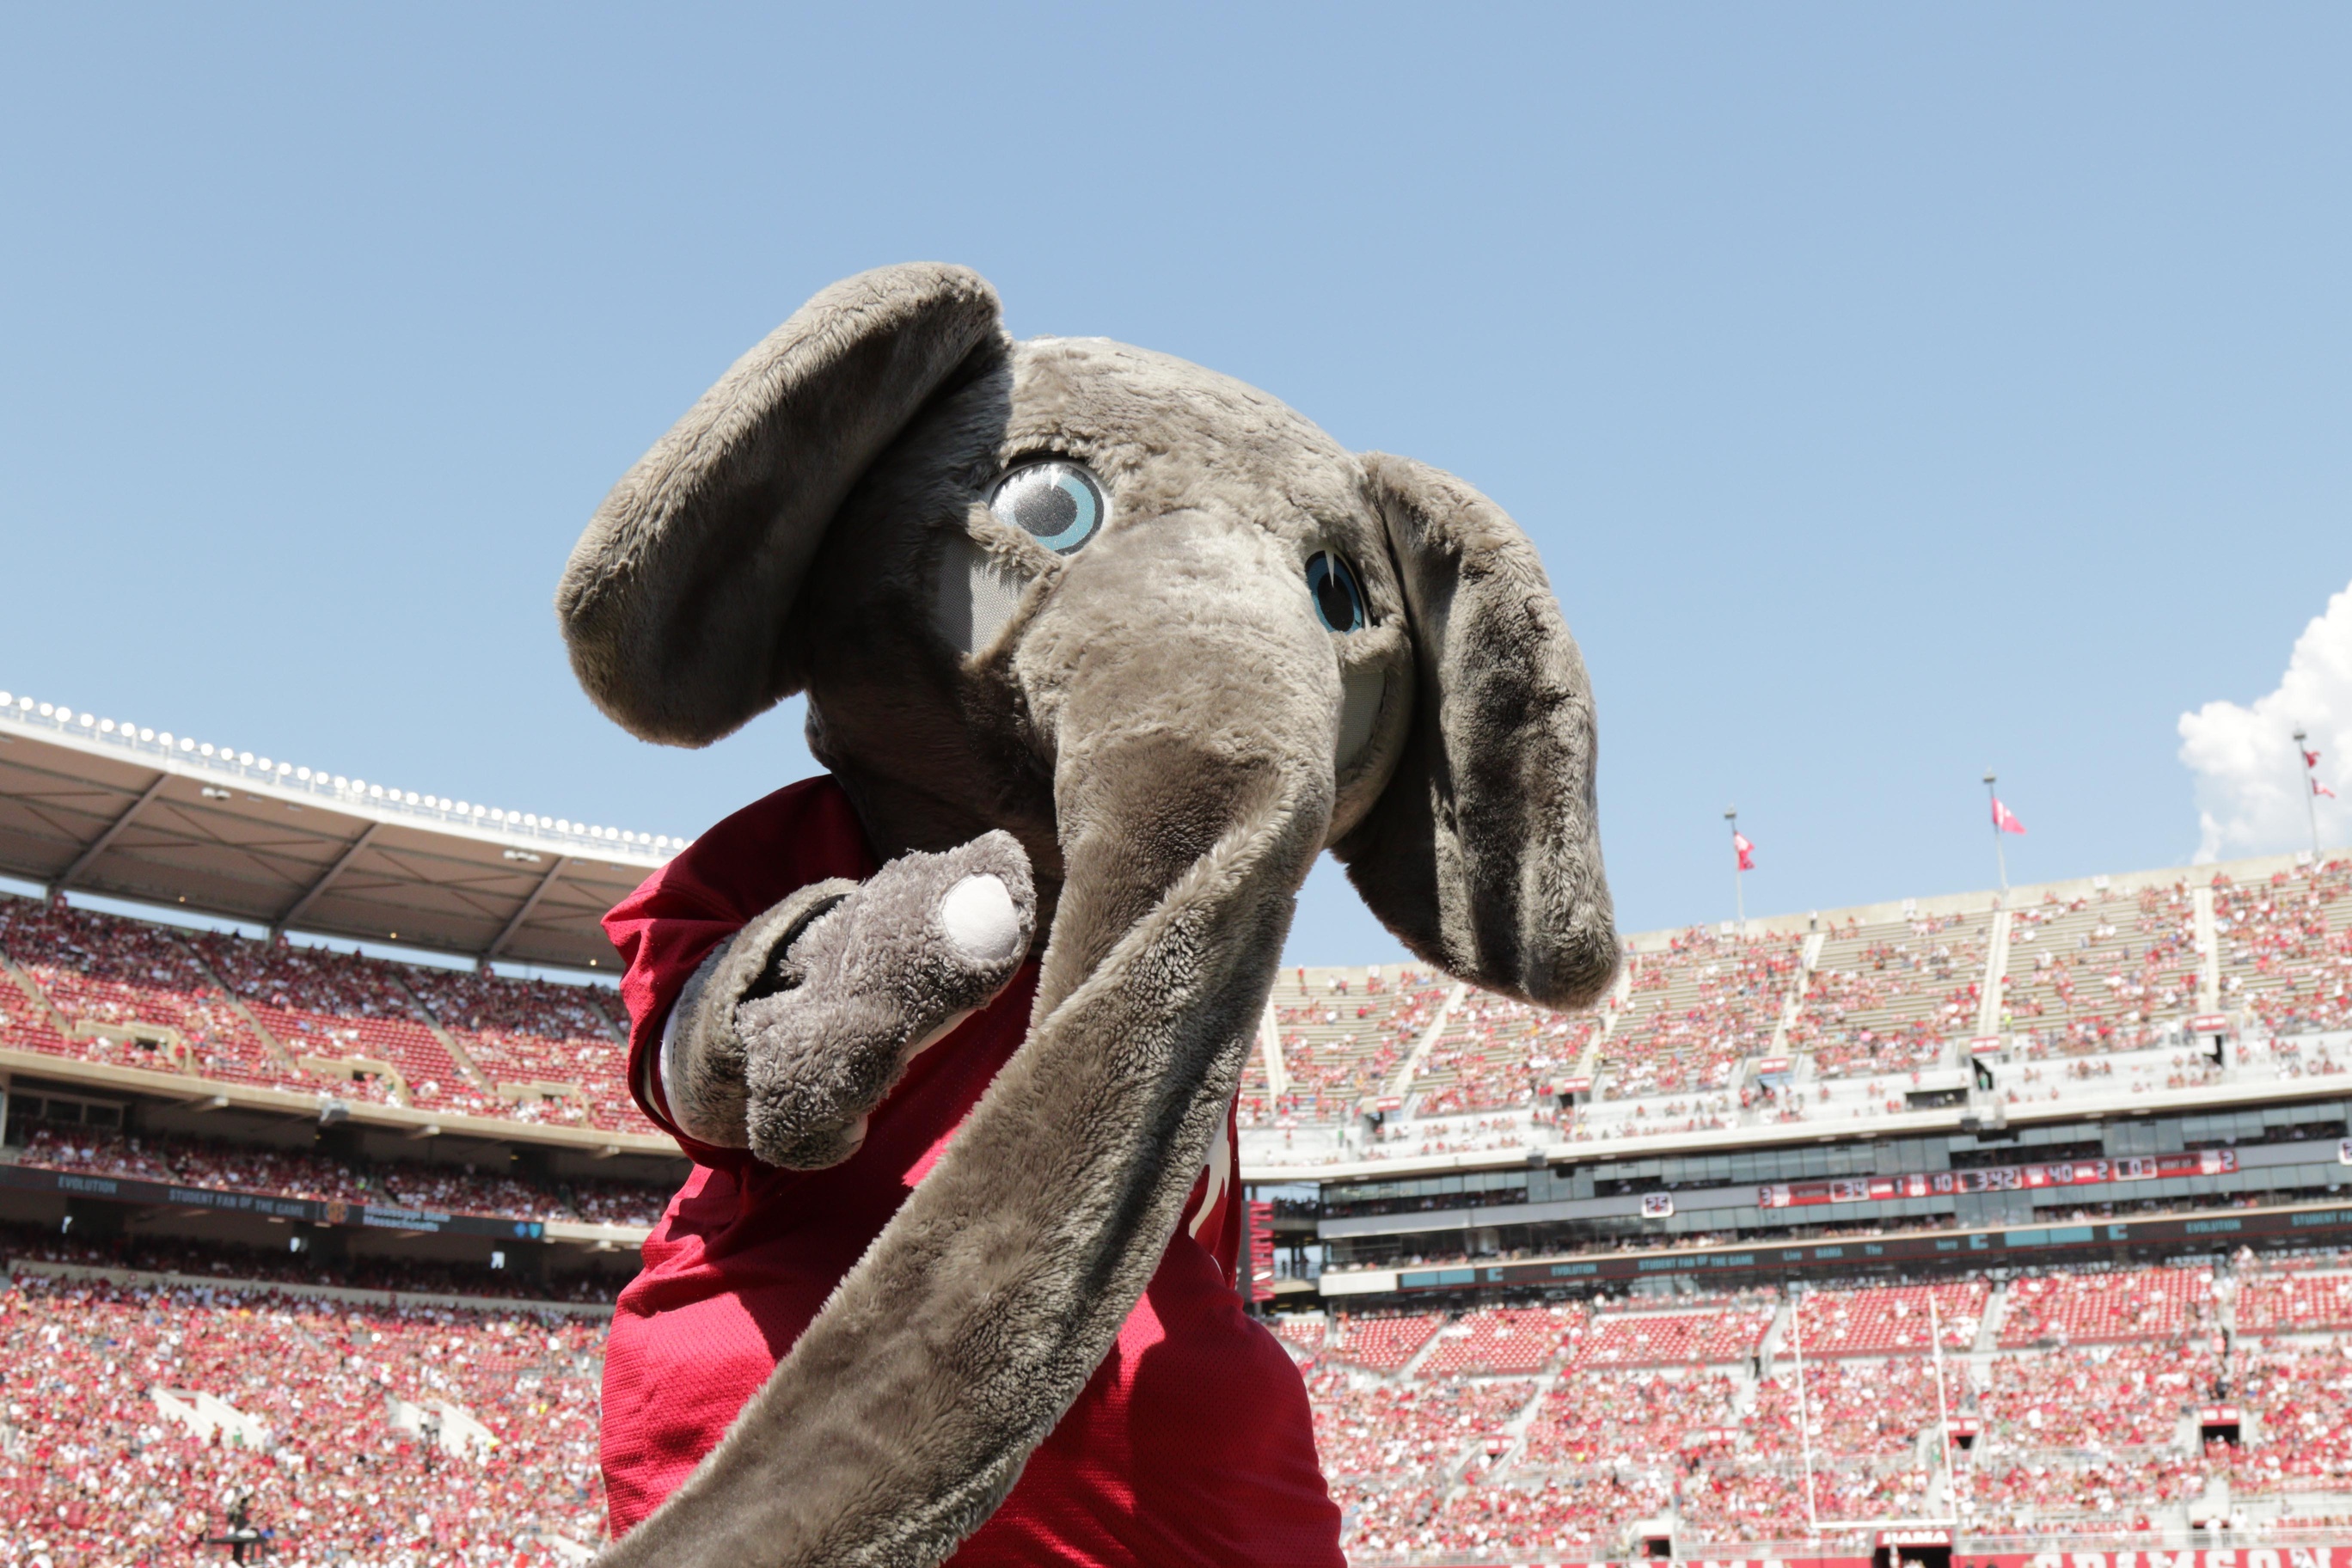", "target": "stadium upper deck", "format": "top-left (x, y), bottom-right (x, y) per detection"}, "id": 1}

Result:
top-left (0, 687), bottom-right (673, 971)
top-left (1244, 845), bottom-right (2352, 1184)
